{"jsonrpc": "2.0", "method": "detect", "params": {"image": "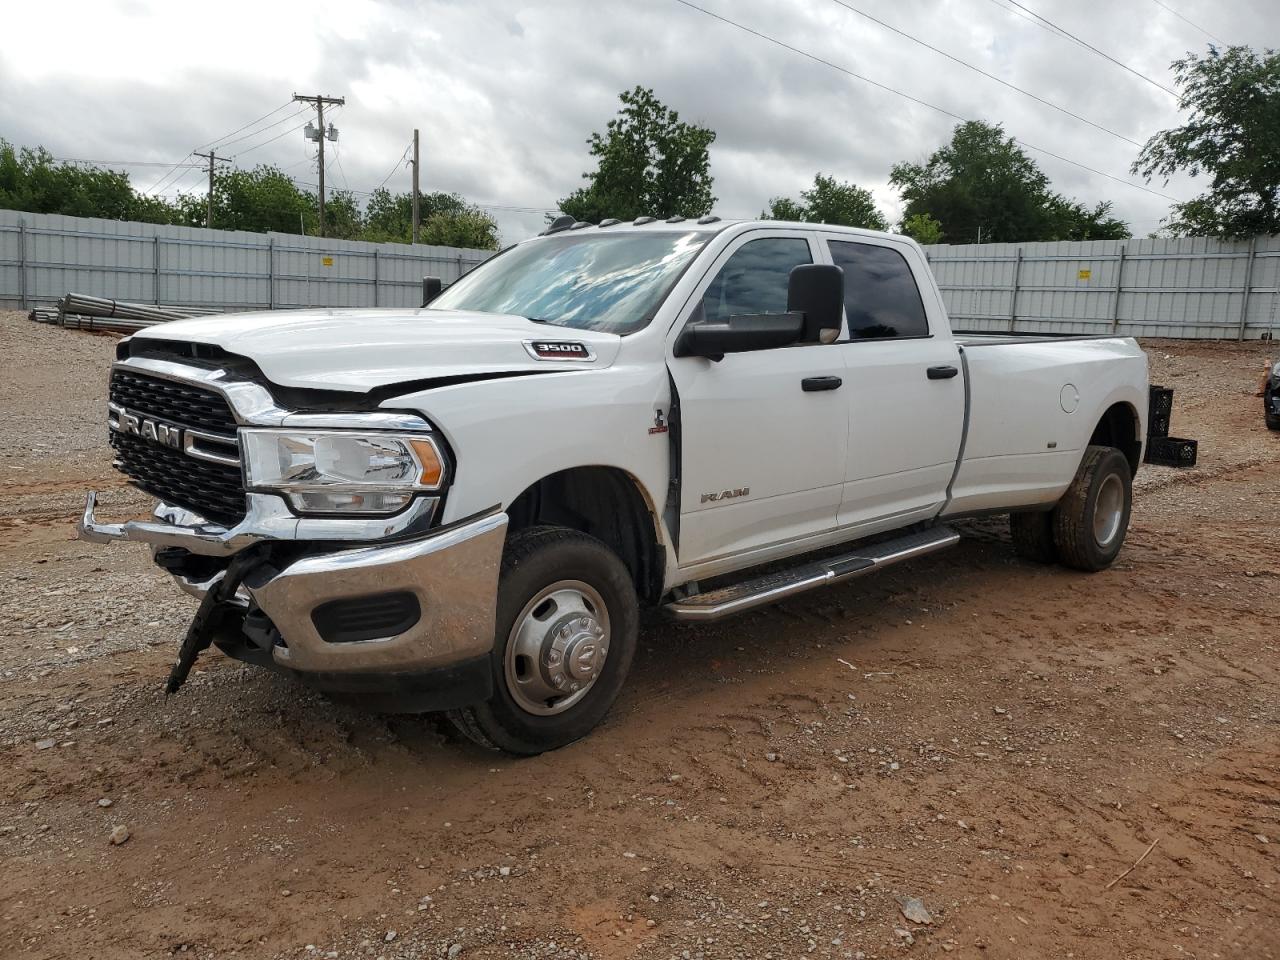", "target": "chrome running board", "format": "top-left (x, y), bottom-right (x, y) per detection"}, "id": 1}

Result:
top-left (664, 525), bottom-right (960, 622)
